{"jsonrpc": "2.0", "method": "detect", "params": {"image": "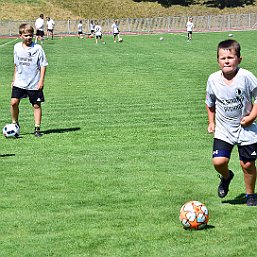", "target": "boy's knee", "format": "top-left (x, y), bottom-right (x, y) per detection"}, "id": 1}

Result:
top-left (11, 99), bottom-right (19, 107)
top-left (240, 160), bottom-right (256, 173)
top-left (33, 103), bottom-right (41, 109)
top-left (213, 157), bottom-right (229, 168)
